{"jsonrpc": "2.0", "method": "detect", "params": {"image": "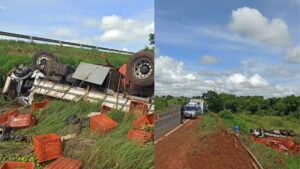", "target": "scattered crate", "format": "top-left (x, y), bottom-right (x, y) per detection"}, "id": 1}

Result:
top-left (132, 115), bottom-right (150, 129)
top-left (33, 133), bottom-right (62, 162)
top-left (45, 157), bottom-right (82, 169)
top-left (129, 101), bottom-right (149, 117)
top-left (132, 114), bottom-right (155, 129)
top-left (32, 98), bottom-right (50, 112)
top-left (128, 130), bottom-right (153, 142)
top-left (0, 161), bottom-right (35, 169)
top-left (146, 113), bottom-right (154, 124)
top-left (90, 114), bottom-right (117, 134)
top-left (0, 109), bottom-right (19, 125)
top-left (7, 114), bottom-right (36, 128)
